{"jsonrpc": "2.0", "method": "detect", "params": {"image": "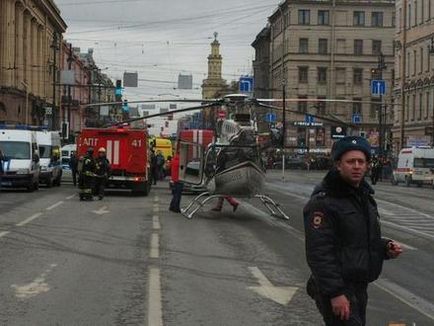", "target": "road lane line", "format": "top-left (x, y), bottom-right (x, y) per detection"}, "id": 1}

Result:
top-left (153, 215), bottom-right (161, 230)
top-left (153, 205), bottom-right (160, 213)
top-left (147, 267), bottom-right (163, 326)
top-left (381, 220), bottom-right (434, 241)
top-left (375, 279), bottom-right (434, 321)
top-left (66, 194), bottom-right (75, 200)
top-left (150, 233), bottom-right (160, 258)
top-left (16, 213), bottom-right (43, 227)
top-left (46, 201), bottom-right (64, 211)
top-left (0, 231), bottom-right (10, 238)
top-left (11, 264), bottom-right (57, 299)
